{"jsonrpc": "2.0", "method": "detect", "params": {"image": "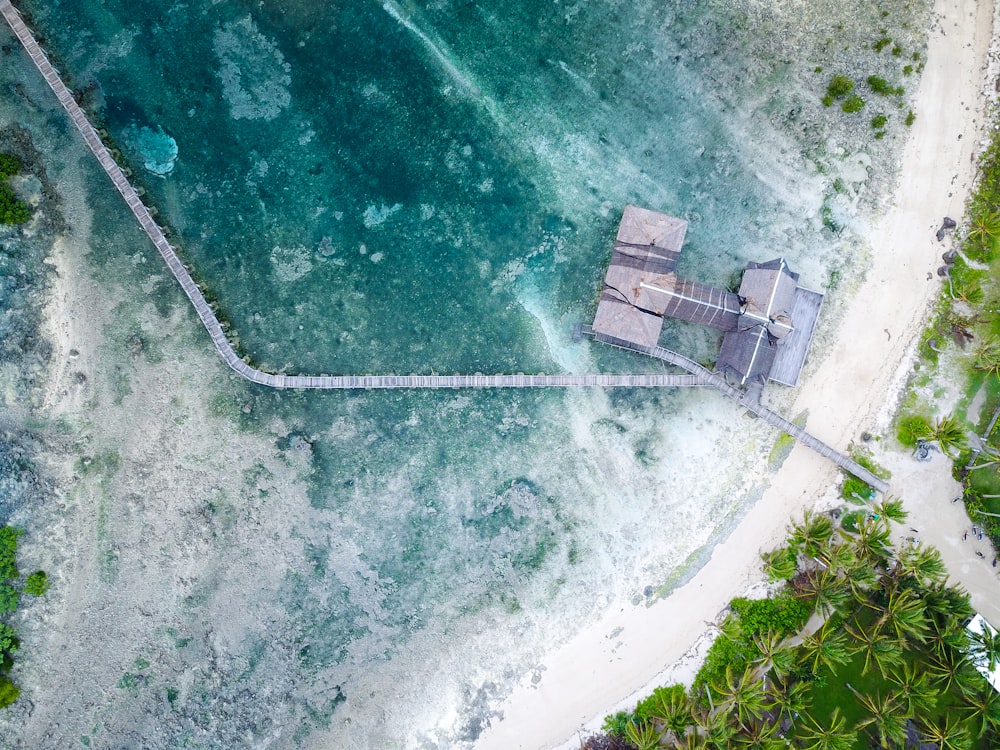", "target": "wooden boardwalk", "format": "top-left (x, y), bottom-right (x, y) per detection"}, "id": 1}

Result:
top-left (1, 1), bottom-right (889, 493)
top-left (585, 329), bottom-right (891, 494)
